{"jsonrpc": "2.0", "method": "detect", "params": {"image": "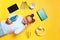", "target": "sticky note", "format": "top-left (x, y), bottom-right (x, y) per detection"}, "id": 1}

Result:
top-left (37, 8), bottom-right (48, 21)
